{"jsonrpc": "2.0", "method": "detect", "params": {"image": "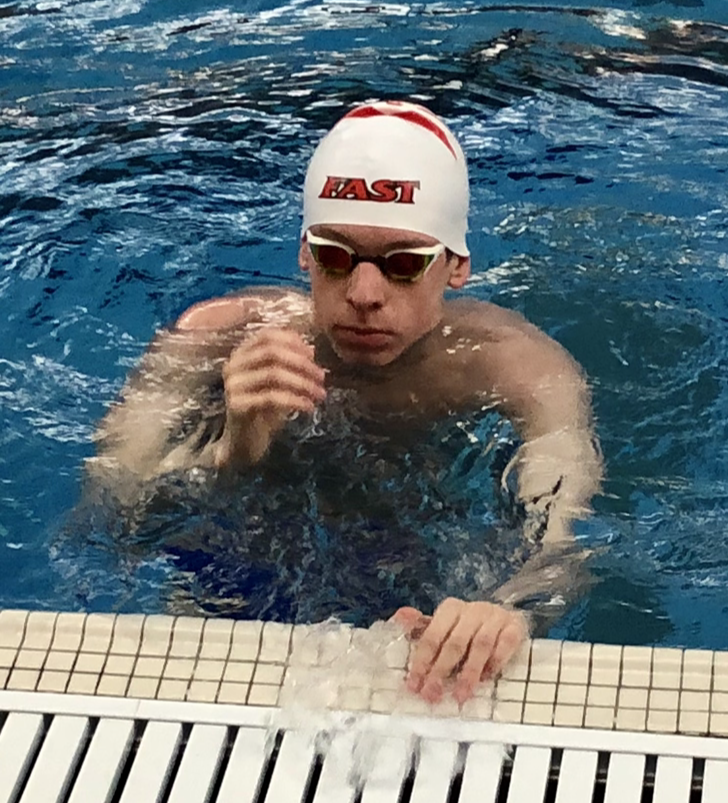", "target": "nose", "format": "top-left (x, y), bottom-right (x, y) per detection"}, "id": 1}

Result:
top-left (345, 260), bottom-right (387, 311)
